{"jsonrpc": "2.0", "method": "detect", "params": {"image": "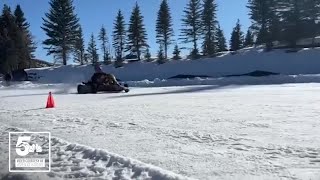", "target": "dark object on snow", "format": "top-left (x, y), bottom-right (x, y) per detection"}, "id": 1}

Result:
top-left (285, 49), bottom-right (300, 53)
top-left (4, 73), bottom-right (12, 82)
top-left (125, 53), bottom-right (138, 60)
top-left (168, 74), bottom-right (212, 79)
top-left (225, 70), bottom-right (280, 77)
top-left (5, 69), bottom-right (28, 81)
top-left (12, 69), bottom-right (28, 81)
top-left (77, 81), bottom-right (129, 94)
top-left (77, 83), bottom-right (129, 94)
top-left (77, 72), bottom-right (129, 94)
